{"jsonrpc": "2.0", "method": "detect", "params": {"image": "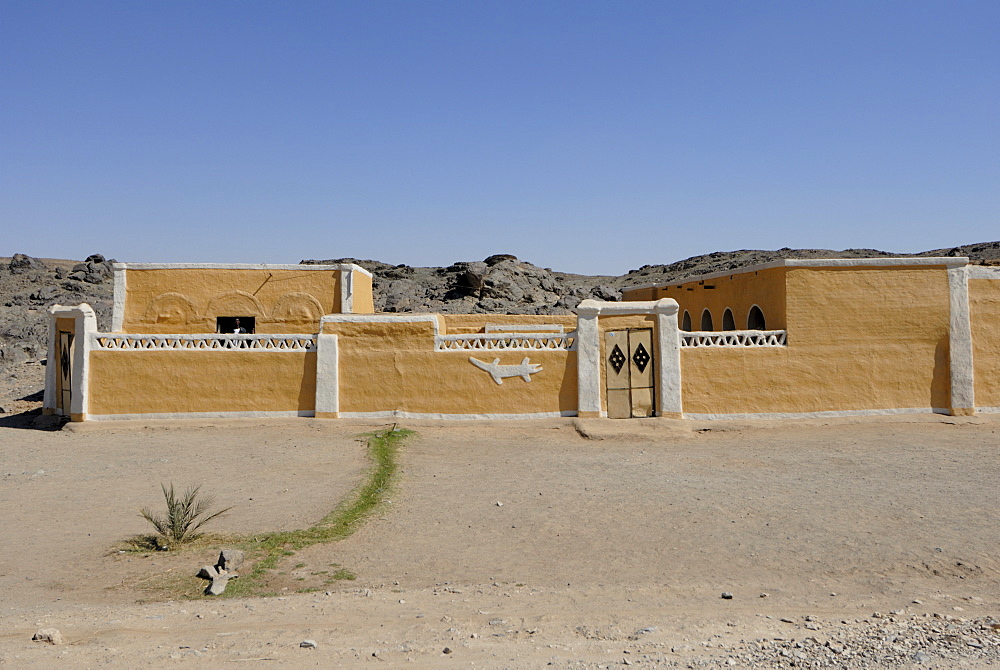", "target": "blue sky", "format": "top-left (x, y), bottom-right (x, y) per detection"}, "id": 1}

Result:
top-left (2, 1), bottom-right (997, 275)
